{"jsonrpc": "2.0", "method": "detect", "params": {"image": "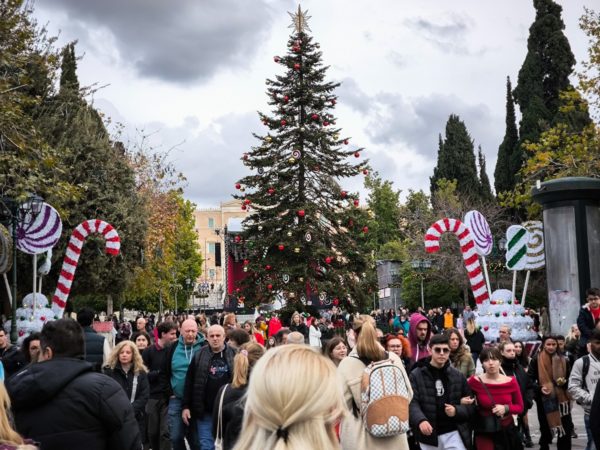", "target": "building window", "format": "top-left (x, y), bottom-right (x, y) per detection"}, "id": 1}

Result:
top-left (209, 269), bottom-right (216, 279)
top-left (208, 217), bottom-right (215, 228)
top-left (207, 242), bottom-right (215, 254)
